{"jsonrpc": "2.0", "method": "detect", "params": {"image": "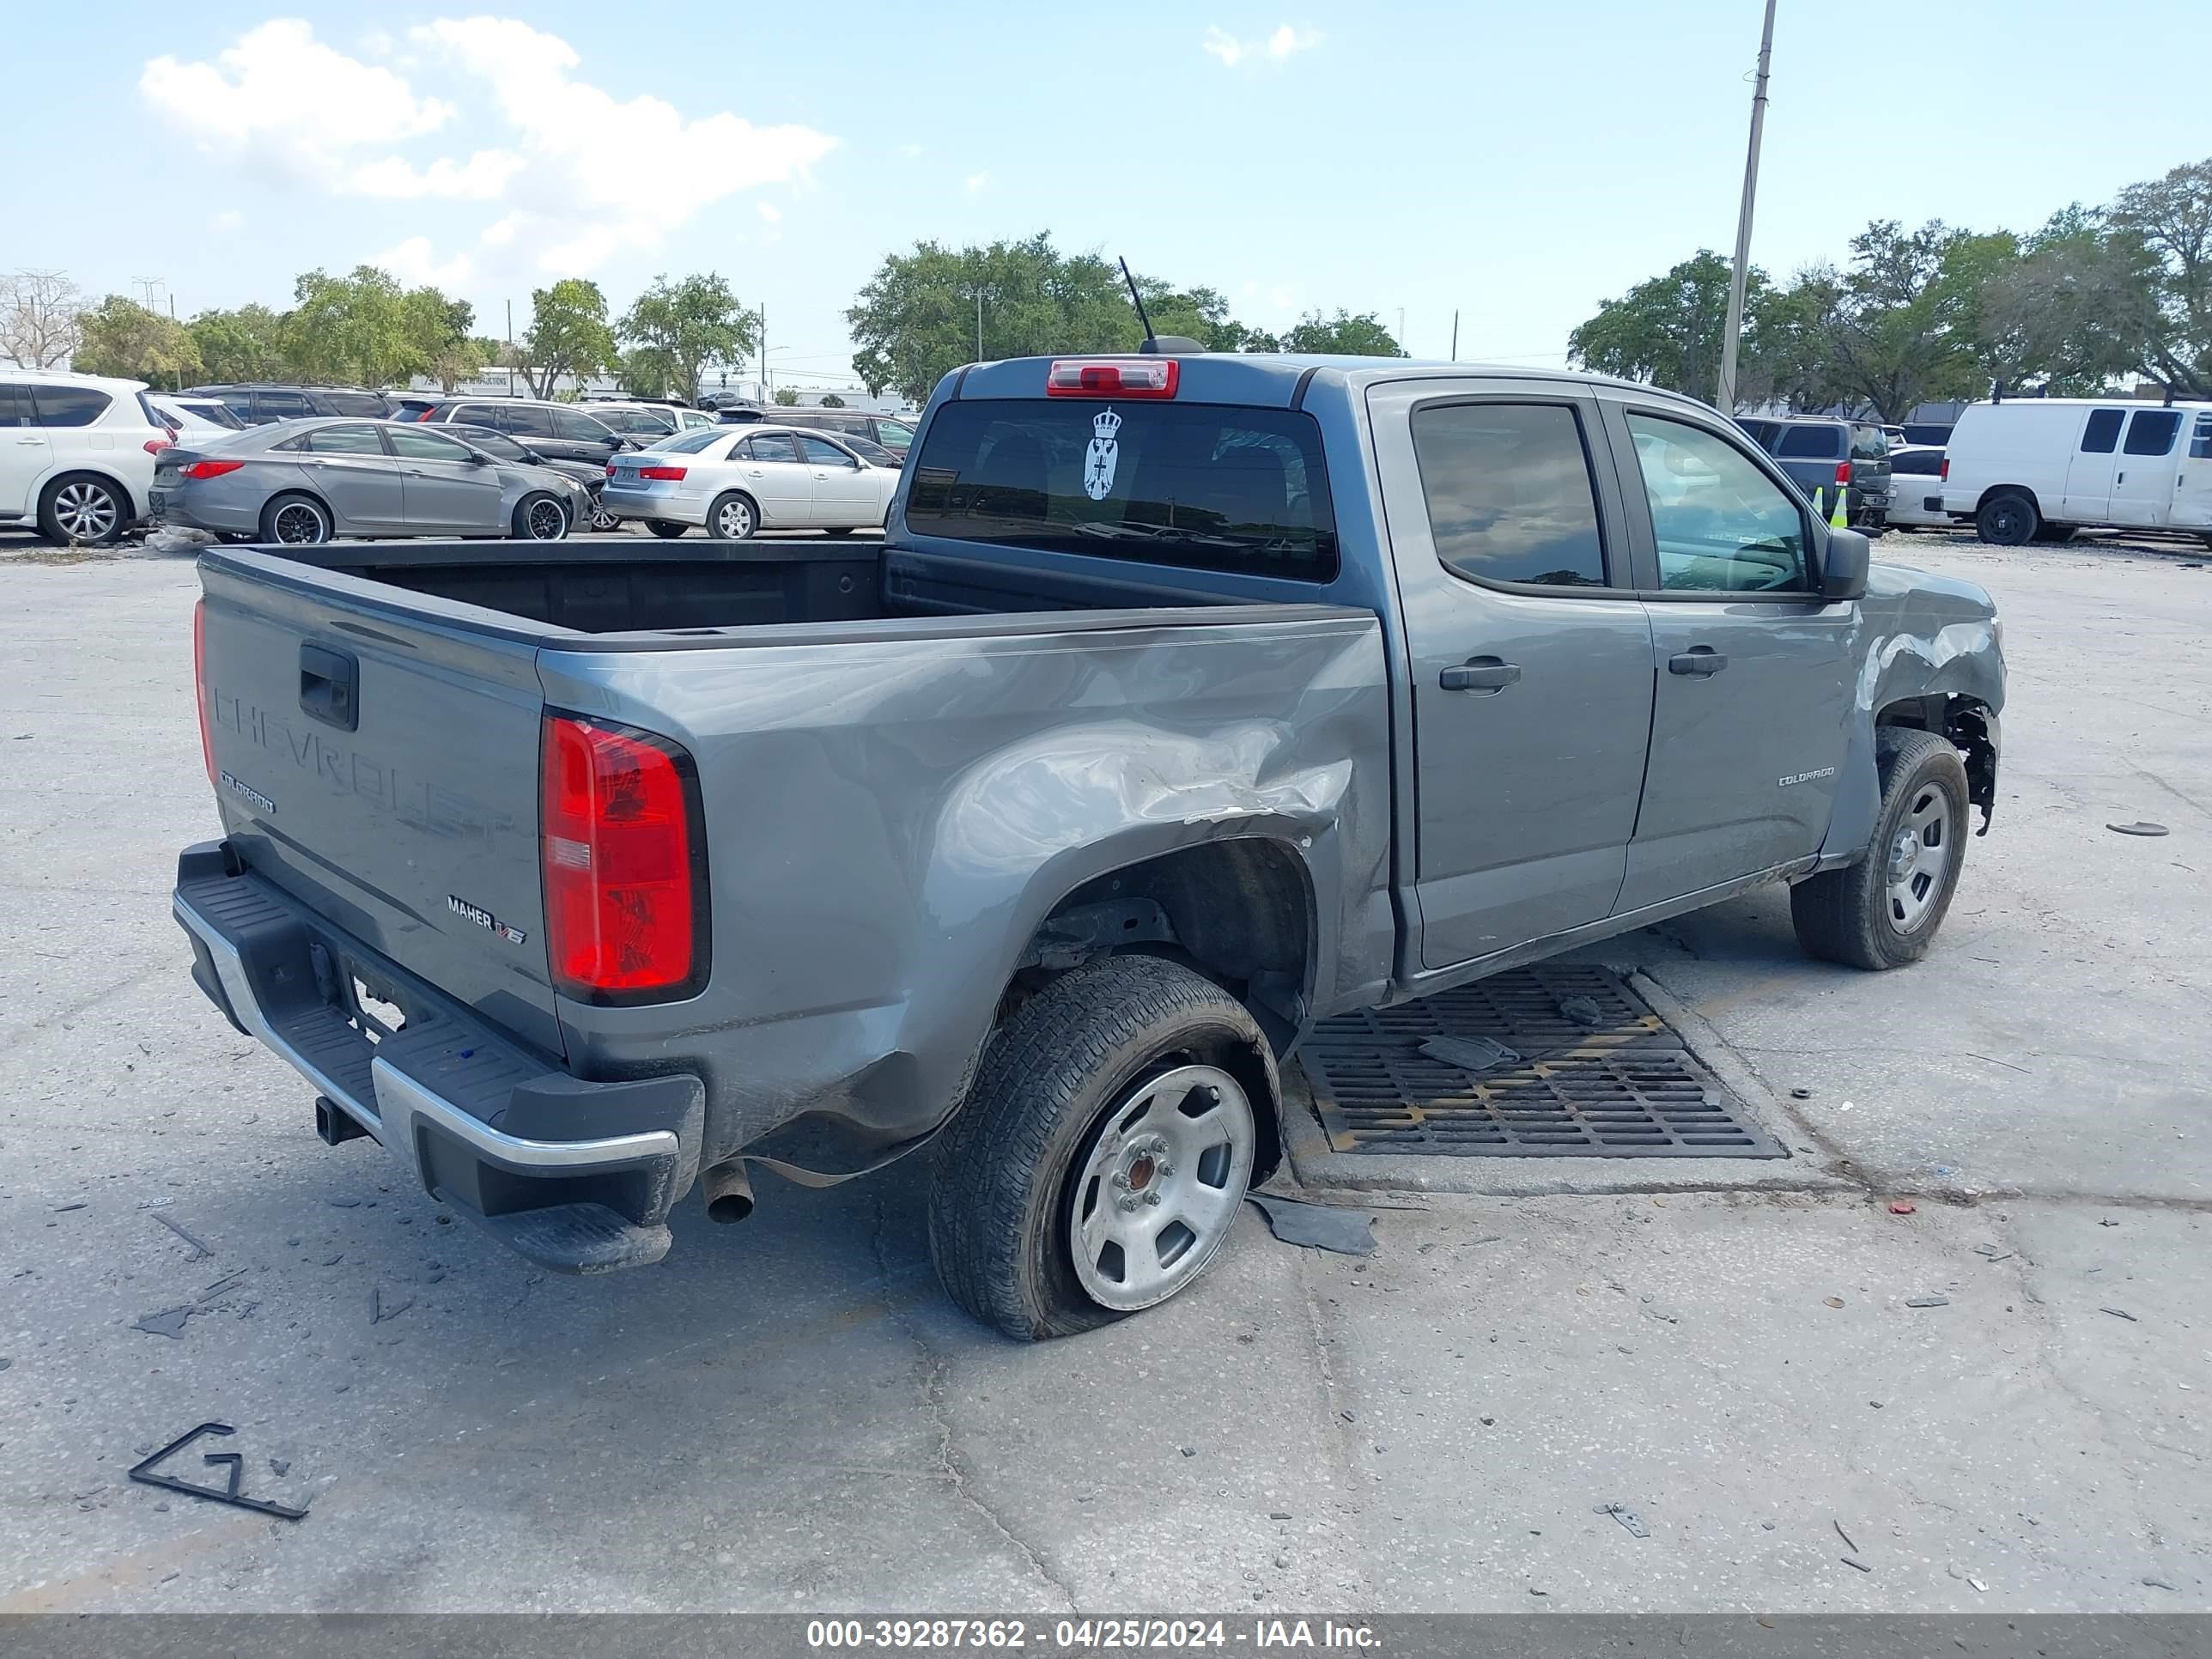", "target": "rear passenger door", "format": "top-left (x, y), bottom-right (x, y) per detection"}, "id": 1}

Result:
top-left (1367, 382), bottom-right (1658, 969)
top-left (2062, 407), bottom-right (2127, 519)
top-left (1606, 404), bottom-right (1855, 909)
top-left (732, 432), bottom-right (814, 526)
top-left (289, 422), bottom-right (404, 529)
top-left (2111, 409), bottom-right (2185, 526)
